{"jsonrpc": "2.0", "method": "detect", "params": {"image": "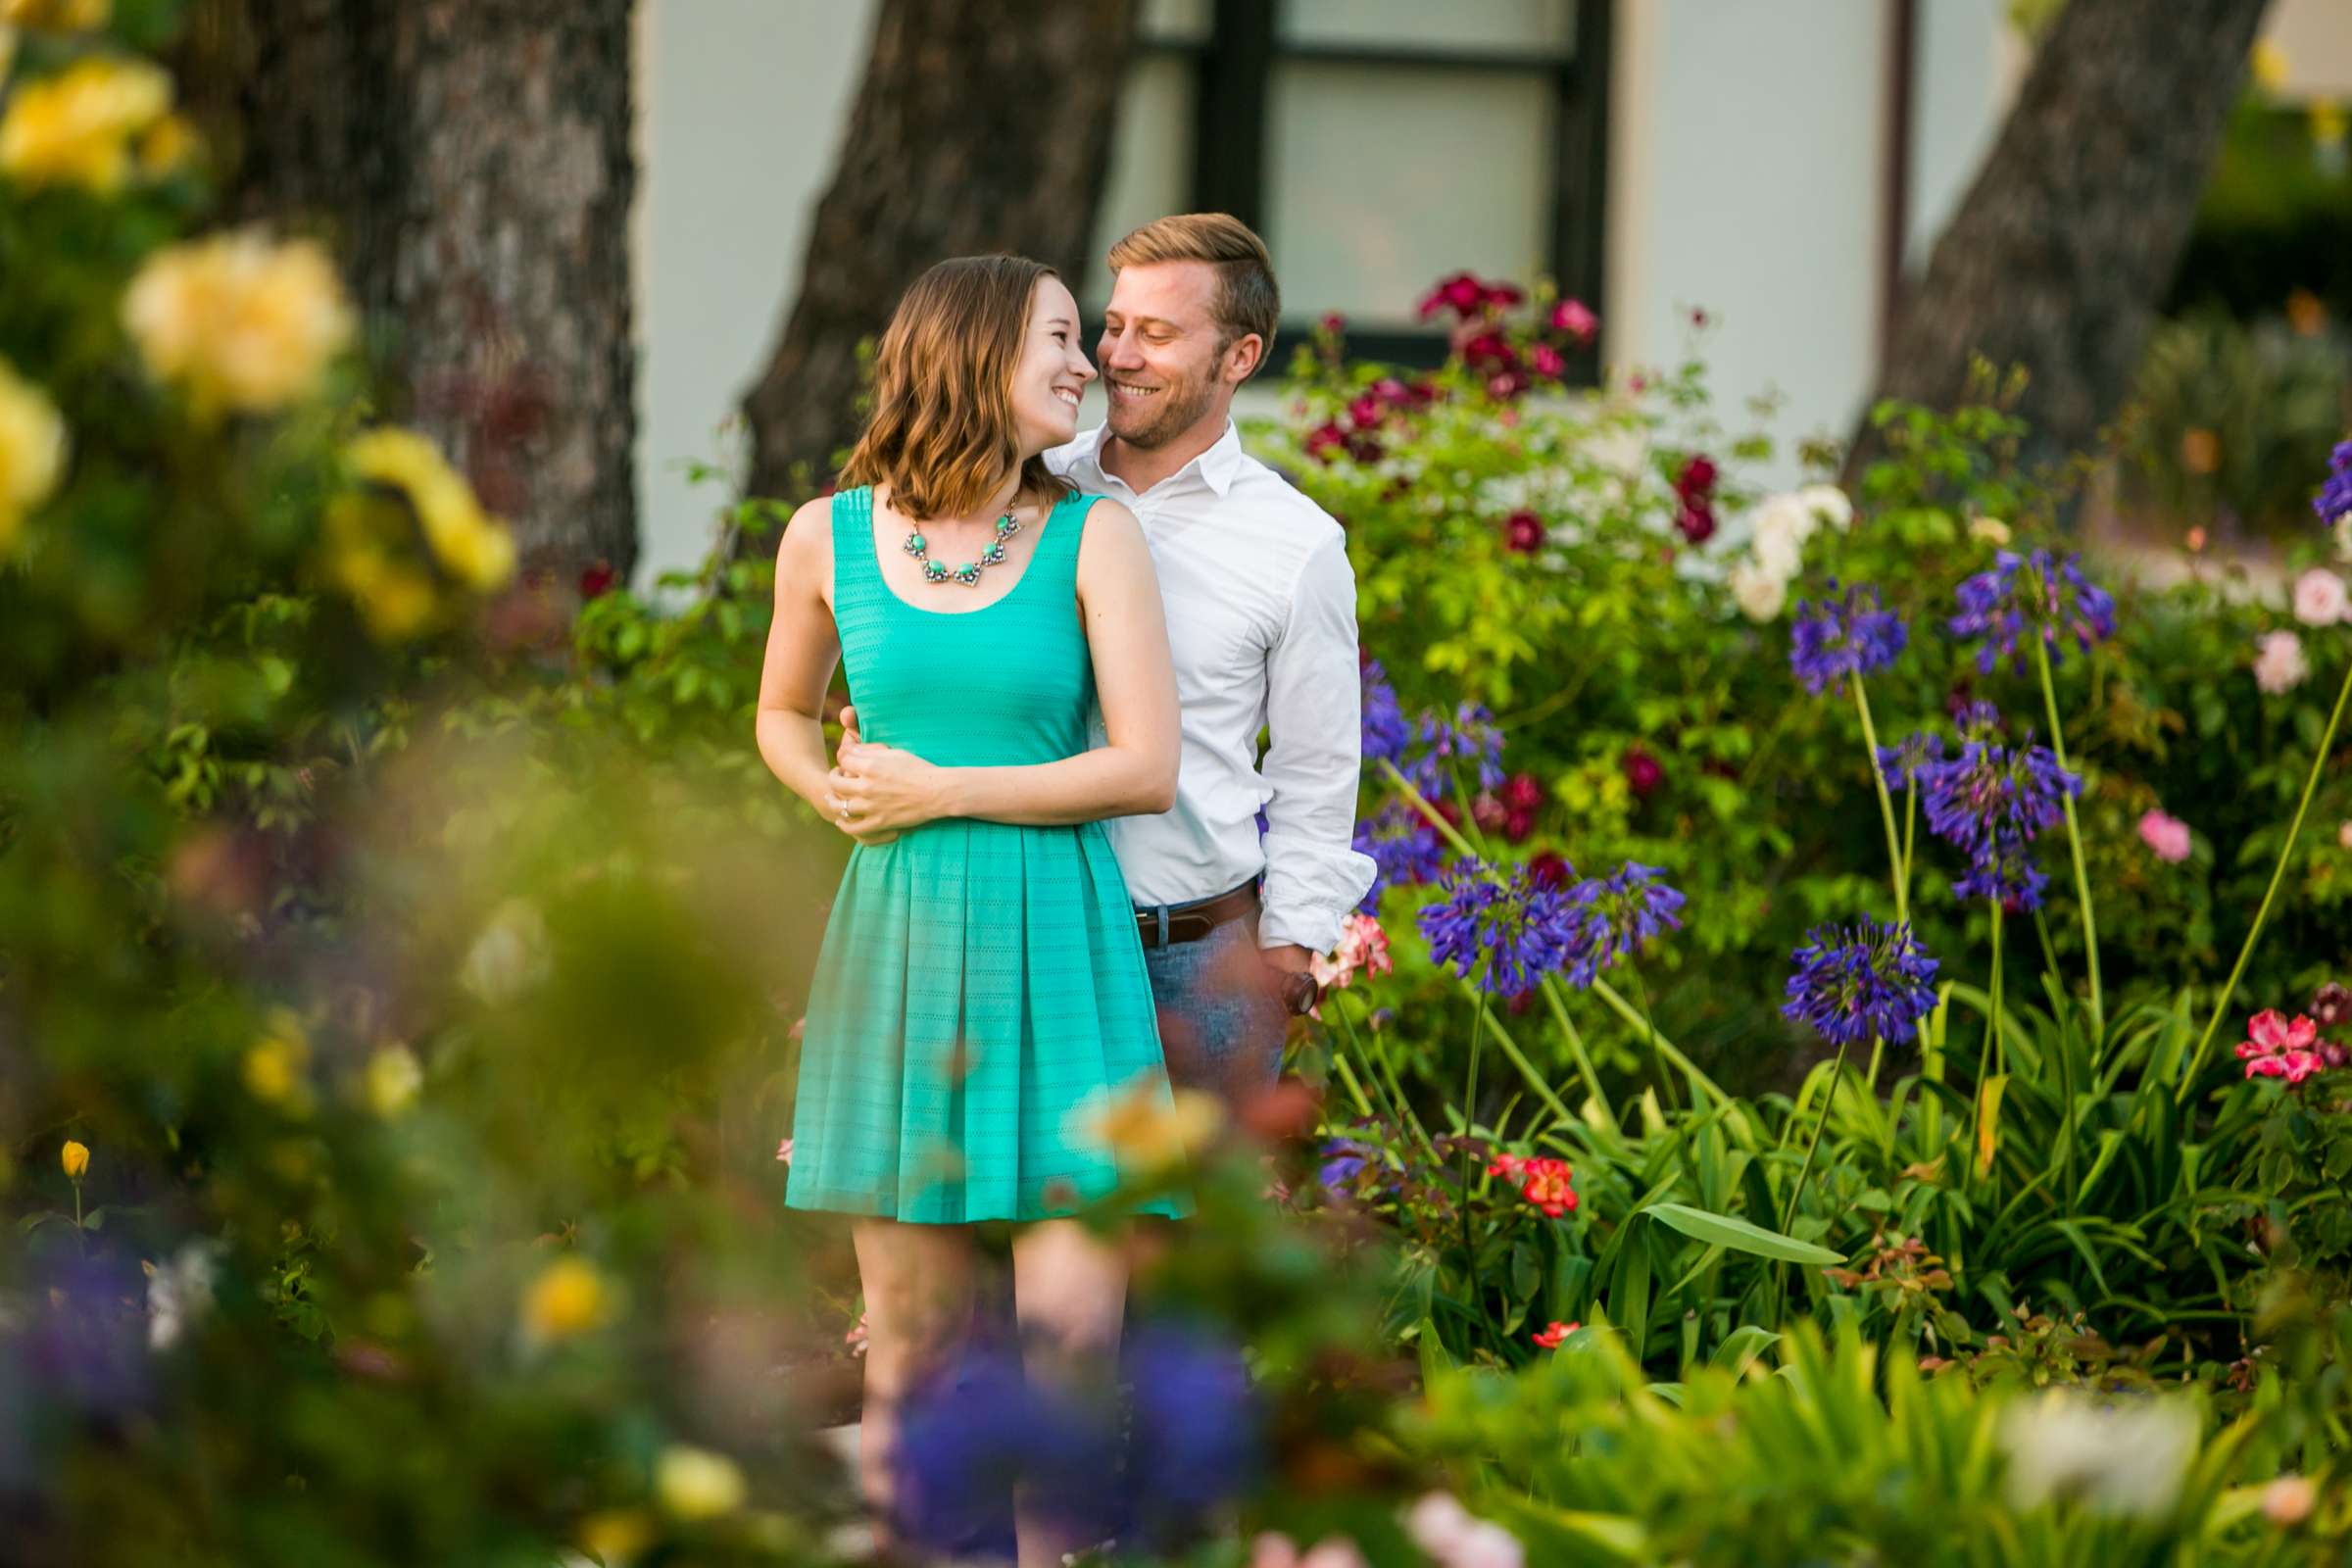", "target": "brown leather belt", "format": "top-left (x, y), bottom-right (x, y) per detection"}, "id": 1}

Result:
top-left (1135, 881), bottom-right (1258, 950)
